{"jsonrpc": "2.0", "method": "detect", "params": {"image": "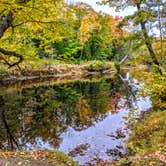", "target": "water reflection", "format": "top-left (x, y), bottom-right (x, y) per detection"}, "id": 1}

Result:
top-left (0, 73), bottom-right (151, 164)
